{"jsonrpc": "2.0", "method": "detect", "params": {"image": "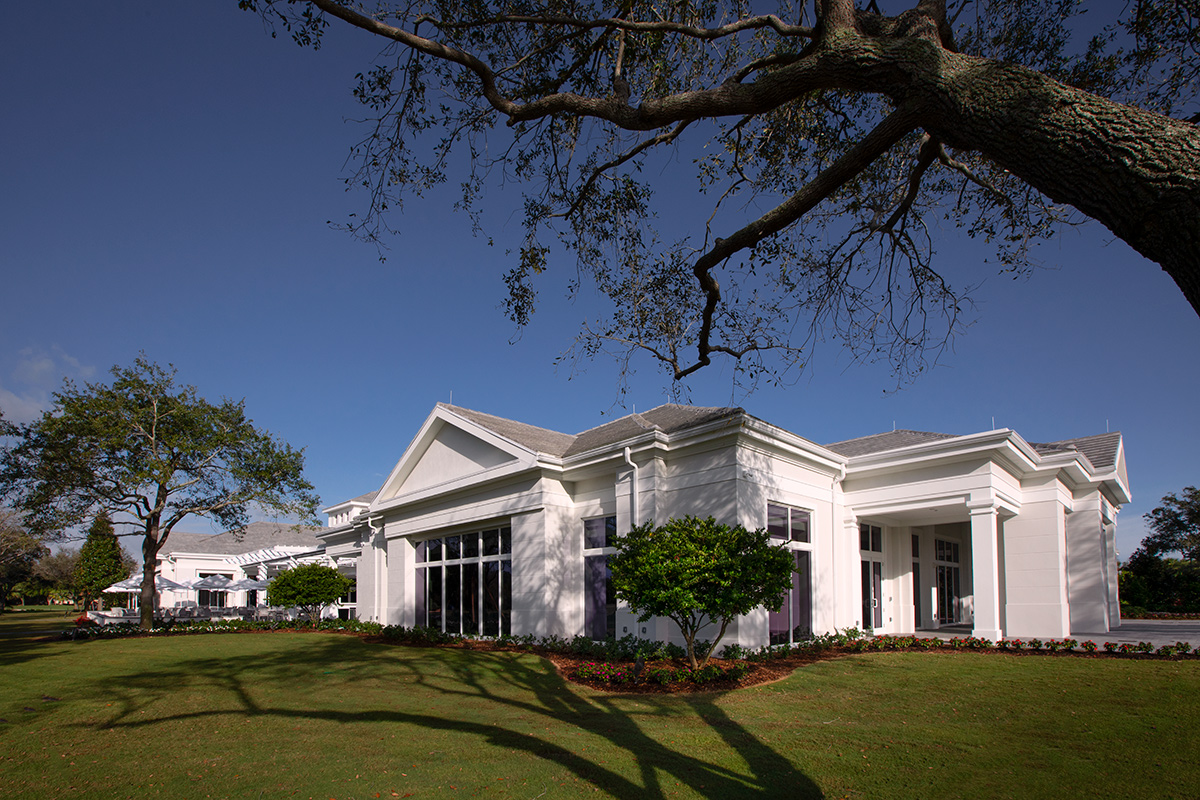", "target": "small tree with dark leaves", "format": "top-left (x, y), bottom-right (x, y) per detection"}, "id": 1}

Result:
top-left (609, 516), bottom-right (793, 668)
top-left (267, 563), bottom-right (353, 622)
